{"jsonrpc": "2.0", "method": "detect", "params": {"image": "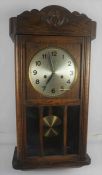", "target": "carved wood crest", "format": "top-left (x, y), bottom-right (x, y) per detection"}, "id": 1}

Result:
top-left (9, 5), bottom-right (96, 40)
